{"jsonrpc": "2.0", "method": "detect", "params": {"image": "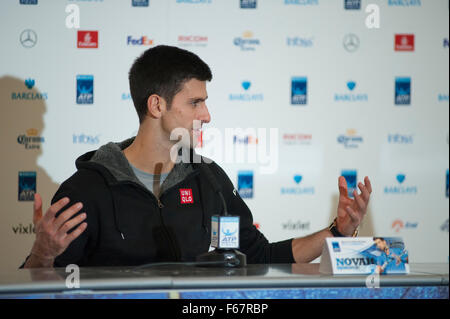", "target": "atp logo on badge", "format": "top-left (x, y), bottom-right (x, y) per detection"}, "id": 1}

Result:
top-left (179, 189), bottom-right (194, 204)
top-left (395, 77), bottom-right (411, 105)
top-left (238, 171), bottom-right (254, 199)
top-left (76, 75), bottom-right (94, 104)
top-left (291, 77), bottom-right (307, 105)
top-left (18, 171), bottom-right (36, 202)
top-left (240, 0), bottom-right (257, 8)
